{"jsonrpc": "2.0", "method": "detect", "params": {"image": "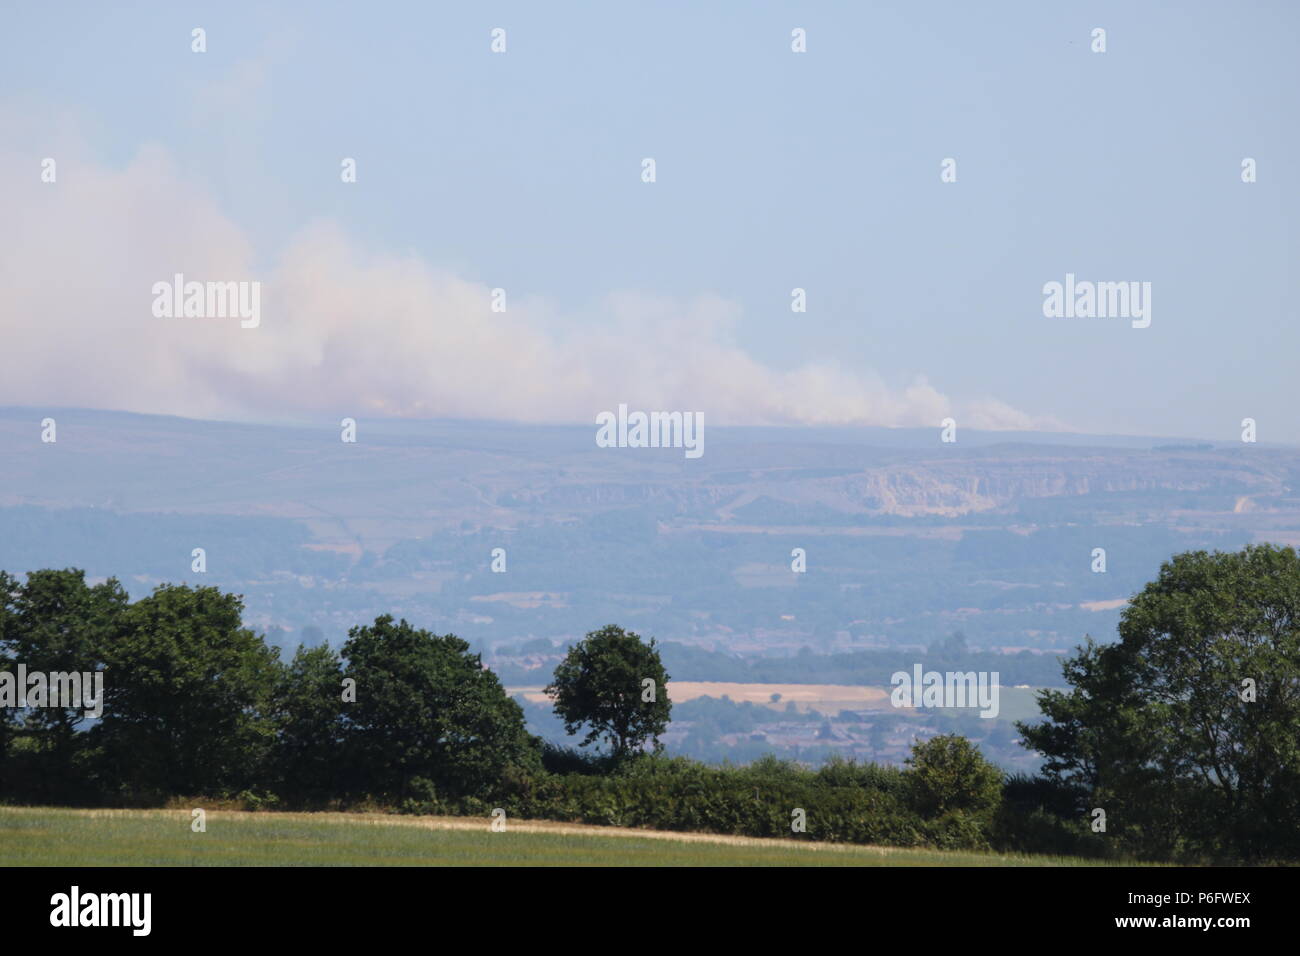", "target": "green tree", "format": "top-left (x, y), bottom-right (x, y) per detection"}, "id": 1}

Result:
top-left (341, 615), bottom-right (539, 802)
top-left (1019, 544), bottom-right (1300, 861)
top-left (546, 625), bottom-right (672, 759)
top-left (0, 582), bottom-right (12, 795)
top-left (904, 733), bottom-right (1003, 818)
top-left (90, 583), bottom-right (280, 800)
top-left (0, 569), bottom-right (128, 802)
top-left (271, 643), bottom-right (347, 802)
